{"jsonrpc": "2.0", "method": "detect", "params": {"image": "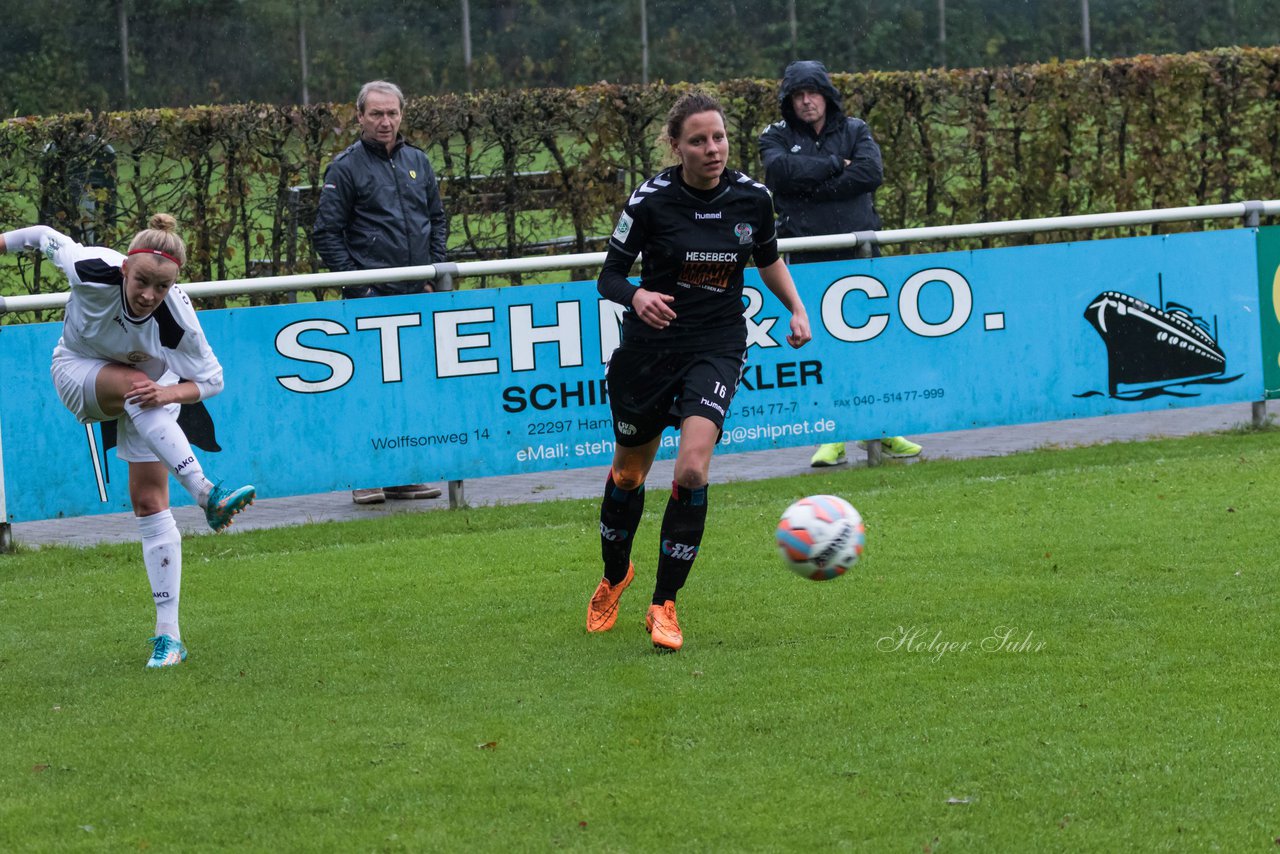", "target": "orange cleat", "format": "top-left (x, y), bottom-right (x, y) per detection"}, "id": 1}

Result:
top-left (645, 600), bottom-right (683, 651)
top-left (587, 562), bottom-right (634, 632)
